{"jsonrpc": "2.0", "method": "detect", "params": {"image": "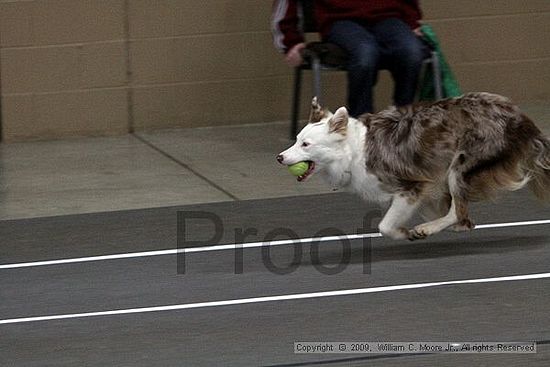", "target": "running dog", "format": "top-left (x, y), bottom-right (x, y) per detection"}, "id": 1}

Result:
top-left (277, 93), bottom-right (550, 240)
